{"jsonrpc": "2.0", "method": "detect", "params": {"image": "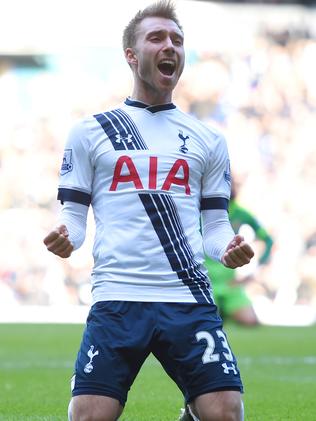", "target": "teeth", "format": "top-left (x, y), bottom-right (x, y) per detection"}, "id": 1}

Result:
top-left (158, 59), bottom-right (176, 76)
top-left (160, 60), bottom-right (175, 66)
